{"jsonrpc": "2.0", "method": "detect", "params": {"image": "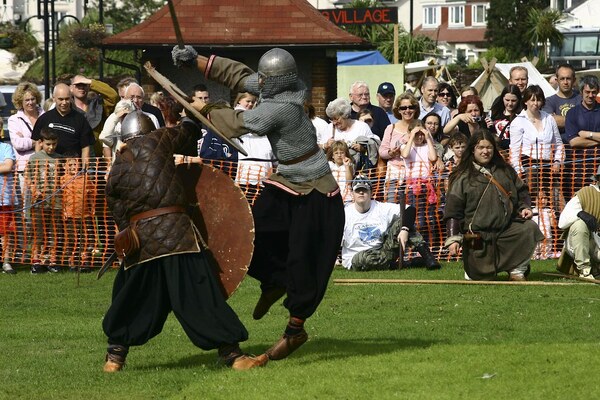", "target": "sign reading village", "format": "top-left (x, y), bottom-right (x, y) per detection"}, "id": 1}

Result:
top-left (320, 7), bottom-right (398, 26)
